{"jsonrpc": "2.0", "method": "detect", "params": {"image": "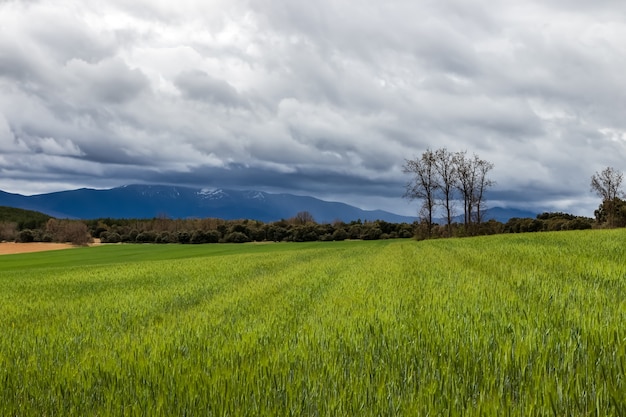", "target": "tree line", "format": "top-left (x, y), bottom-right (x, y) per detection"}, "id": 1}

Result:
top-left (0, 206), bottom-right (603, 246)
top-left (0, 211), bottom-right (416, 245)
top-left (93, 216), bottom-right (416, 243)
